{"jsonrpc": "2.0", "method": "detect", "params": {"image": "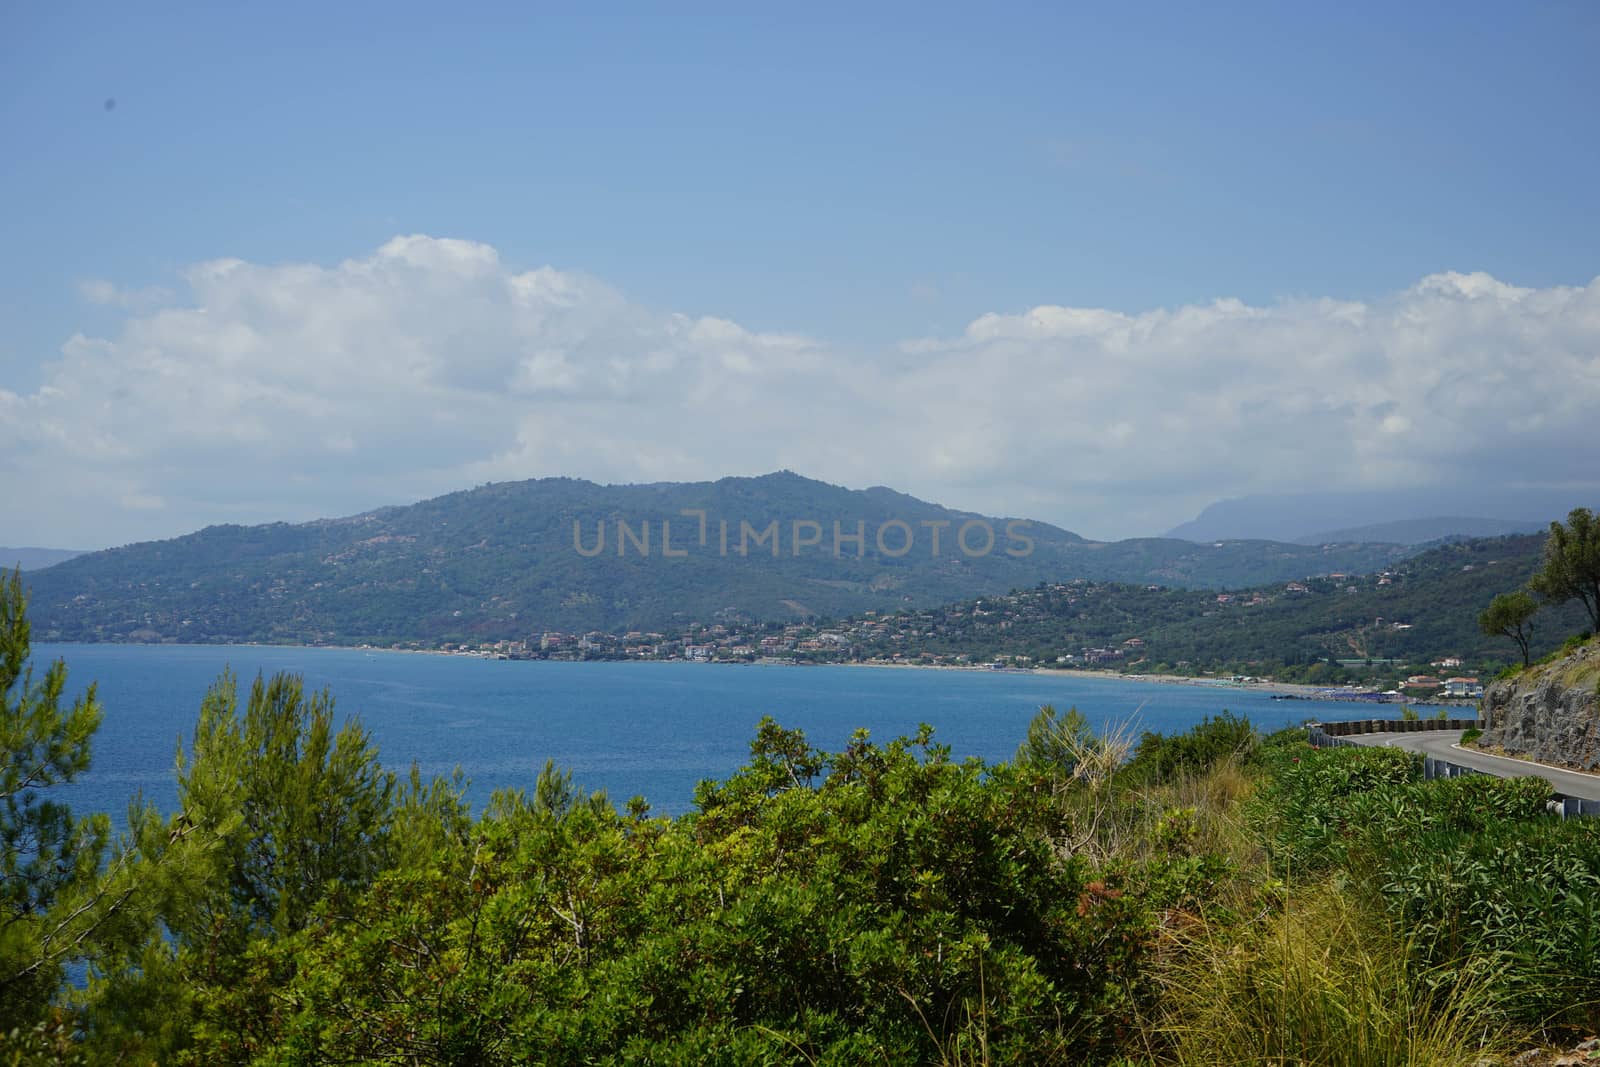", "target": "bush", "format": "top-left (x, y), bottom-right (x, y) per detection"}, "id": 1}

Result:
top-left (1339, 774), bottom-right (1551, 843)
top-left (1254, 745), bottom-right (1600, 1029)
top-left (1374, 818), bottom-right (1600, 1026)
top-left (1257, 746), bottom-right (1422, 873)
top-left (1260, 724), bottom-right (1311, 751)
top-left (1120, 711), bottom-right (1259, 787)
top-left (178, 720), bottom-right (1173, 1064)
